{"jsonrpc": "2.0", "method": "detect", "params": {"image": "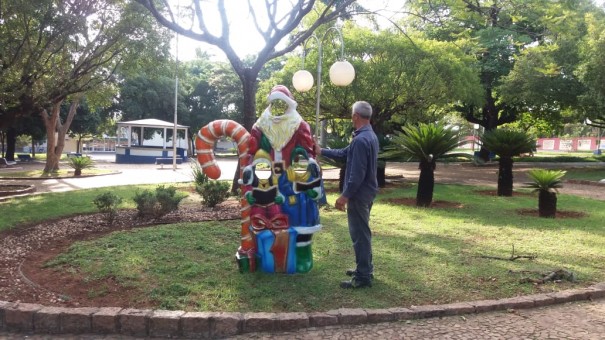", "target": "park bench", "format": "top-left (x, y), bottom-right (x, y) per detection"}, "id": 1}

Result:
top-left (0, 158), bottom-right (17, 168)
top-left (17, 154), bottom-right (32, 162)
top-left (155, 157), bottom-right (182, 168)
top-left (67, 152), bottom-right (82, 158)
